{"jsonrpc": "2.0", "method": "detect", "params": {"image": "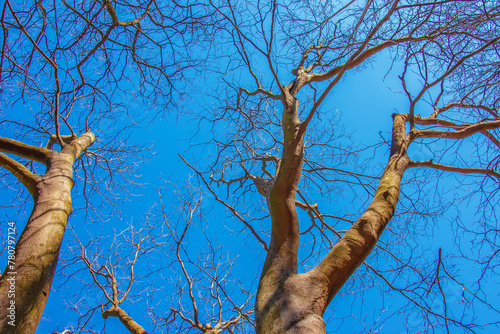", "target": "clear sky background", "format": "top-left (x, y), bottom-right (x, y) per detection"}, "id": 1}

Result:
top-left (1, 1), bottom-right (499, 333)
top-left (16, 50), bottom-right (486, 333)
